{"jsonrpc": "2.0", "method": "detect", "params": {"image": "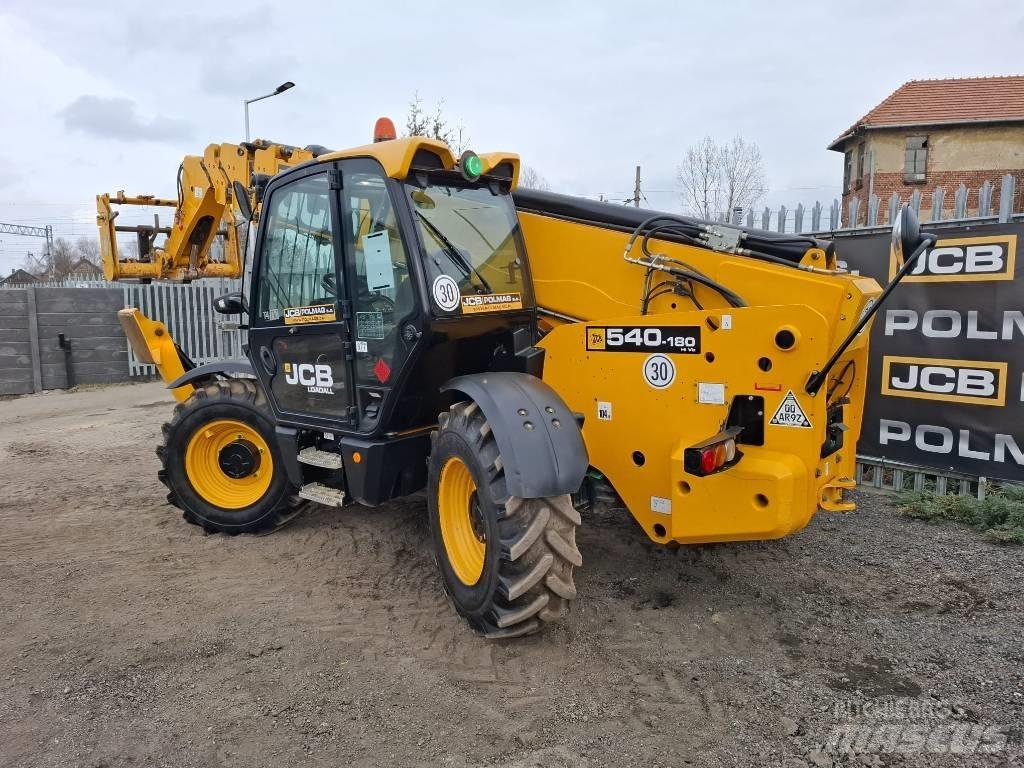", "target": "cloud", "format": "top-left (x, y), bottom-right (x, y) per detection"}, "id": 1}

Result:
top-left (198, 54), bottom-right (299, 98)
top-left (59, 95), bottom-right (193, 142)
top-left (0, 156), bottom-right (19, 190)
